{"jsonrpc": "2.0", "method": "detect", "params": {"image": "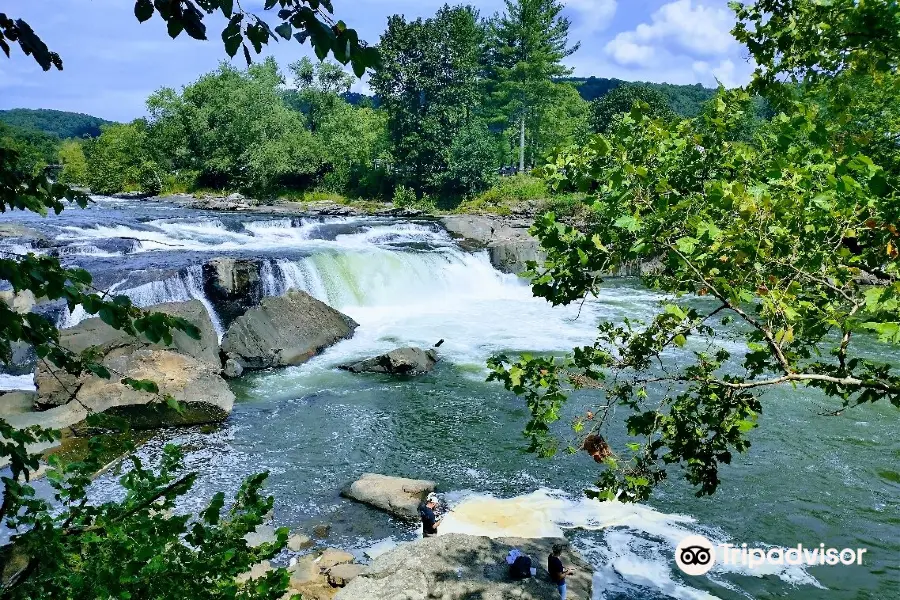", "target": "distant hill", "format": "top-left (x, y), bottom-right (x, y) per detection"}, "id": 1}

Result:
top-left (562, 77), bottom-right (717, 118)
top-left (0, 108), bottom-right (115, 139)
